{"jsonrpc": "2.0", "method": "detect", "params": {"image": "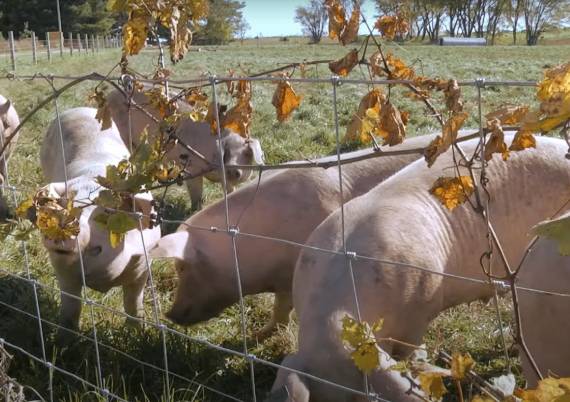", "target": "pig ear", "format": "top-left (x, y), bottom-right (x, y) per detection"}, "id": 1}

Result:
top-left (121, 193), bottom-right (154, 228)
top-left (149, 231), bottom-right (189, 260)
top-left (248, 139), bottom-right (264, 165)
top-left (0, 99), bottom-right (11, 115)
